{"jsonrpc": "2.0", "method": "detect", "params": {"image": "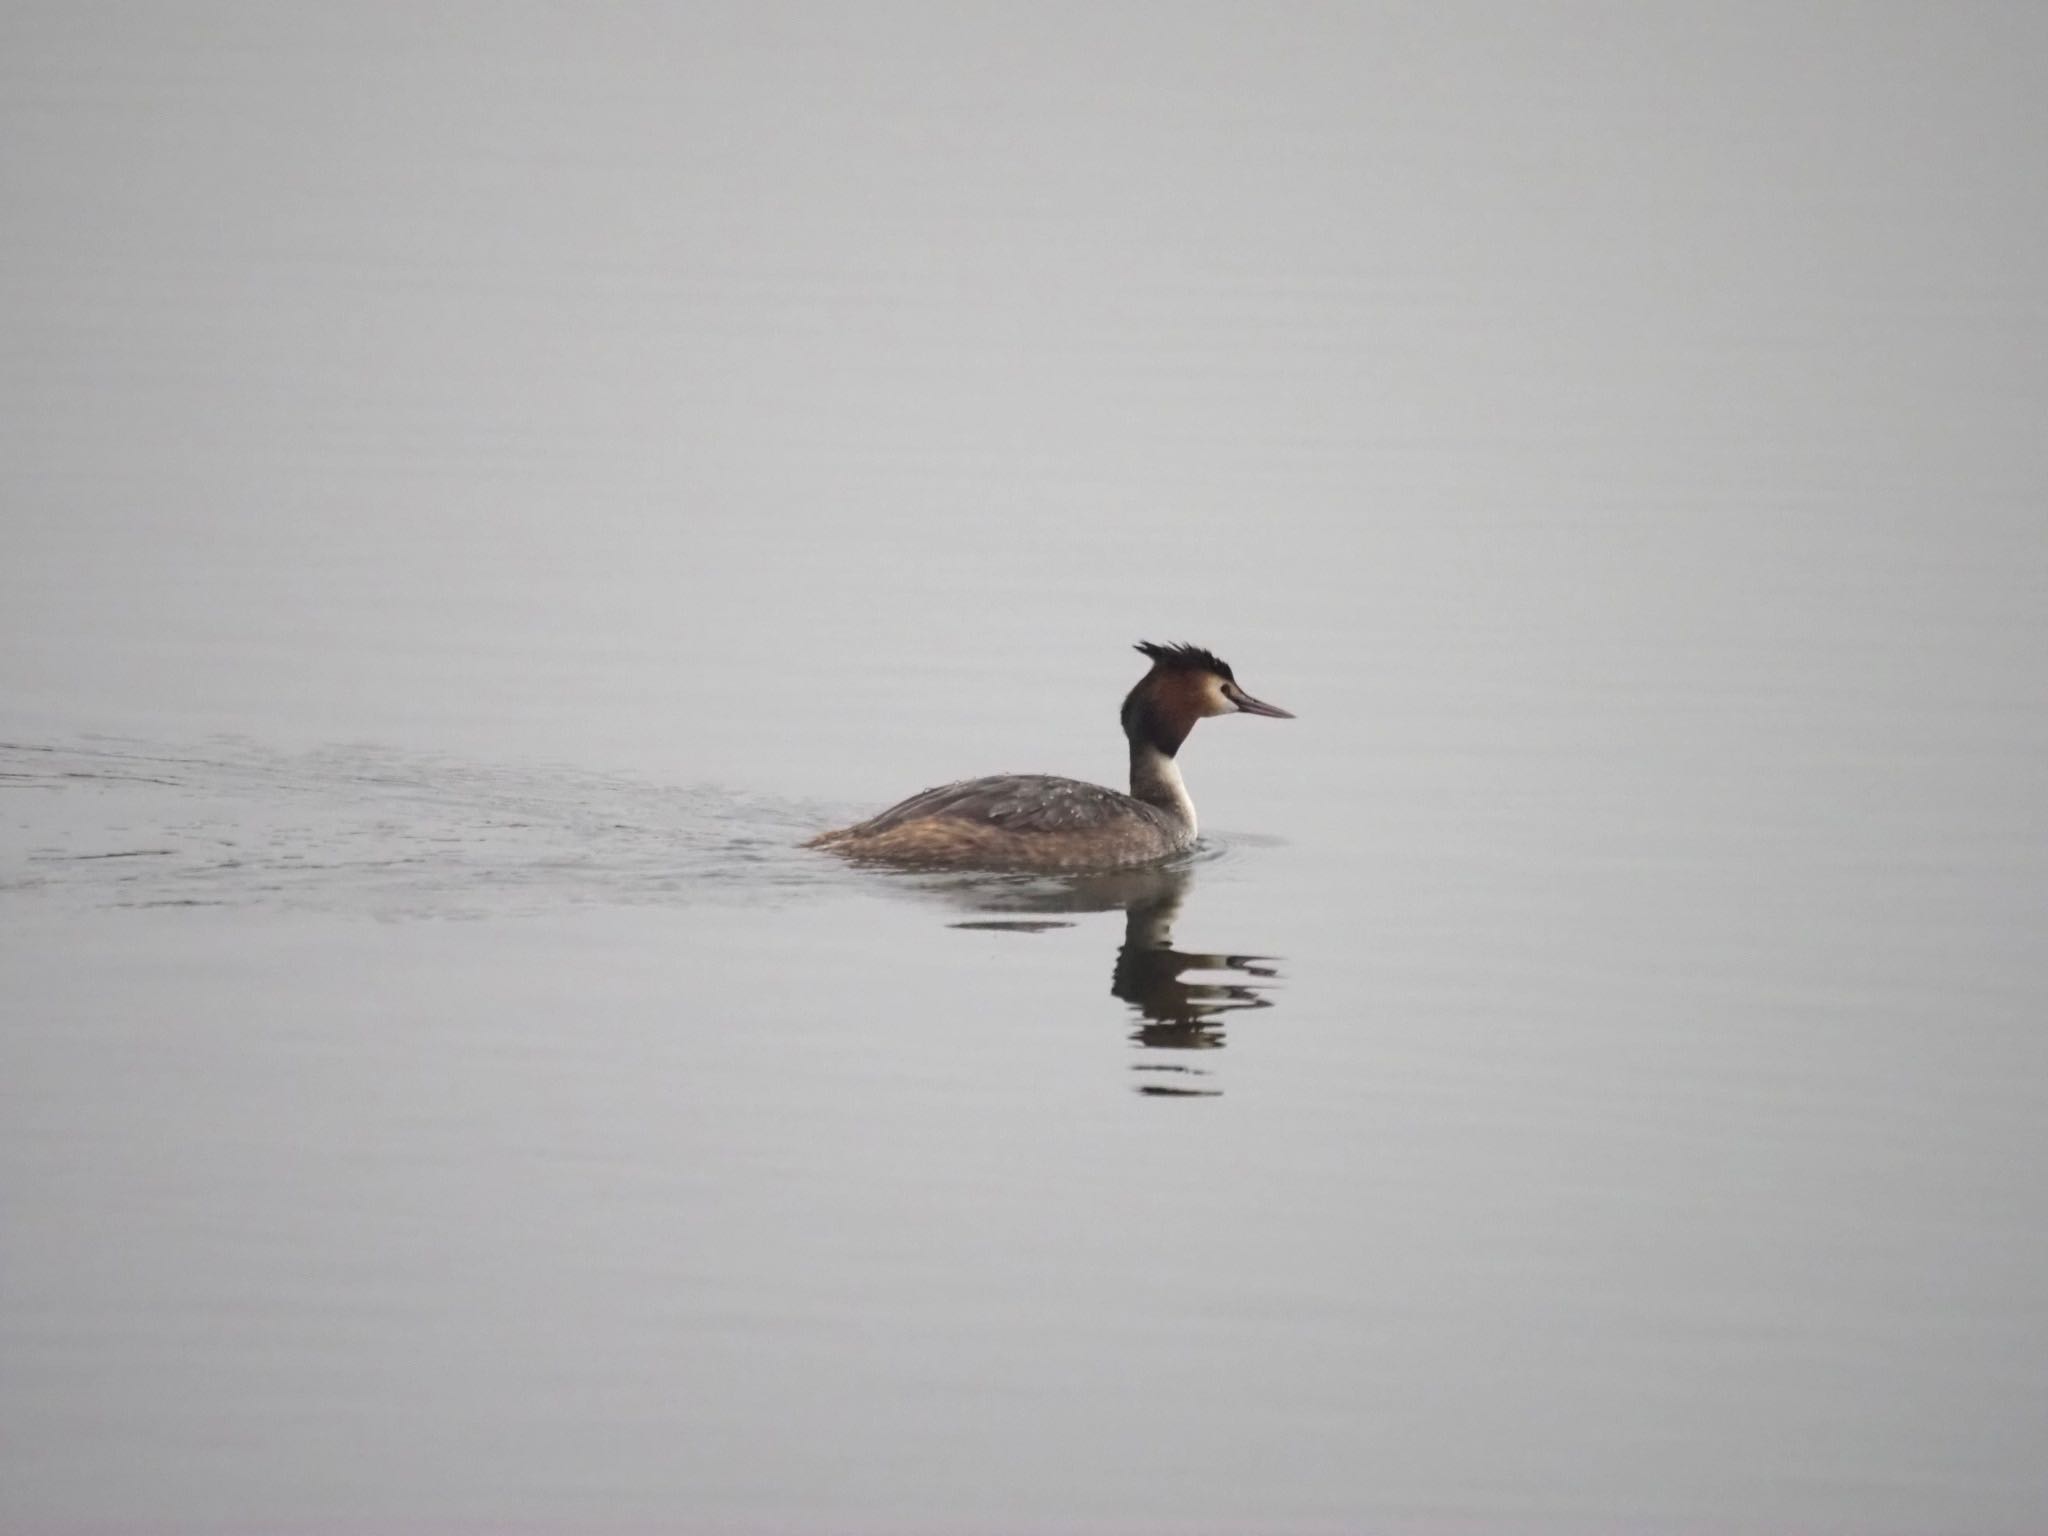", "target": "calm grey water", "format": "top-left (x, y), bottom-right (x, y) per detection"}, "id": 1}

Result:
top-left (5, 6), bottom-right (2047, 1532)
